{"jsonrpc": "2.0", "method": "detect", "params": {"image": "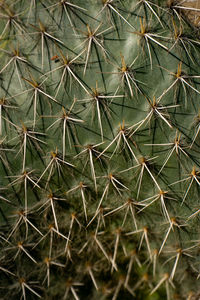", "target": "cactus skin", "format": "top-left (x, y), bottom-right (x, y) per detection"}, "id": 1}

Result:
top-left (1, 0), bottom-right (200, 299)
